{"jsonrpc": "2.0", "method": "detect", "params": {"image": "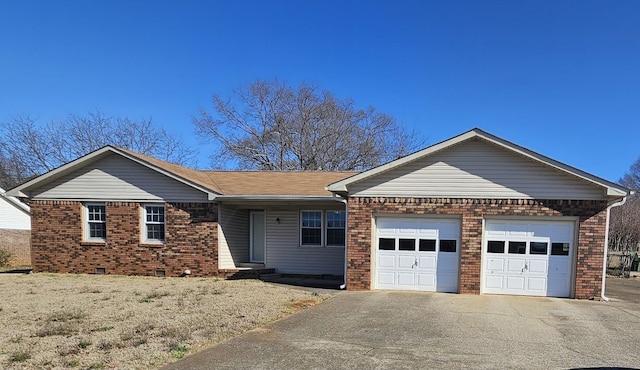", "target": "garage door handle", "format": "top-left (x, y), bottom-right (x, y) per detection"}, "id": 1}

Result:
top-left (522, 263), bottom-right (528, 272)
top-left (413, 258), bottom-right (418, 269)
